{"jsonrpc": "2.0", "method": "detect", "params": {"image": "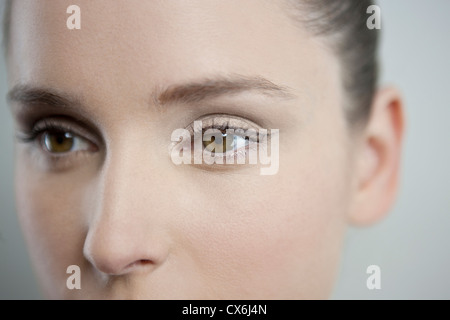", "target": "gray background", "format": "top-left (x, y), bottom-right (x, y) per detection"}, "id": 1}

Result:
top-left (1, 0), bottom-right (449, 299)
